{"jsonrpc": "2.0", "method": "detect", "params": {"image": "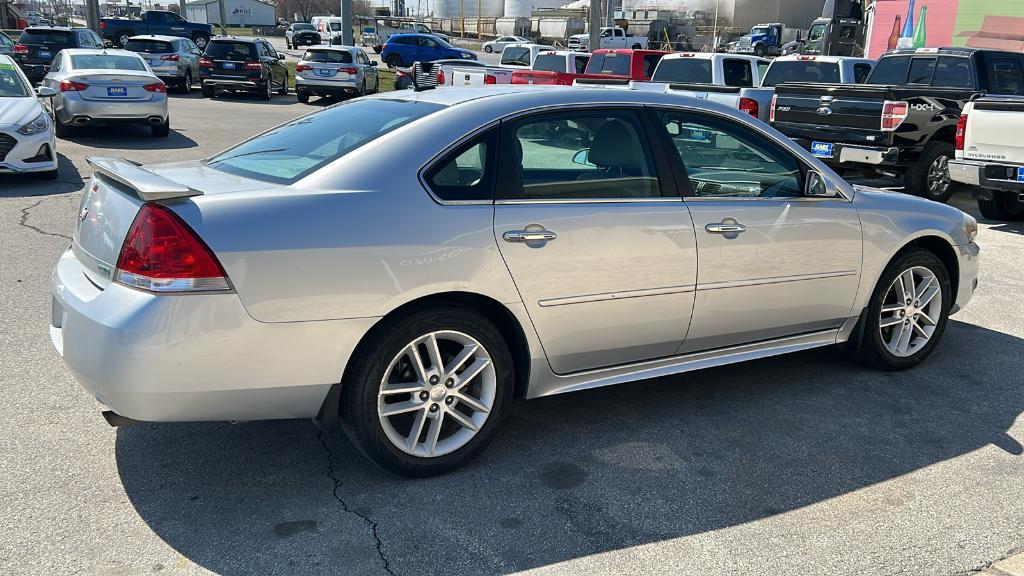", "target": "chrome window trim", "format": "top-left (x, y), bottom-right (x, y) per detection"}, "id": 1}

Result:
top-left (495, 197), bottom-right (683, 205)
